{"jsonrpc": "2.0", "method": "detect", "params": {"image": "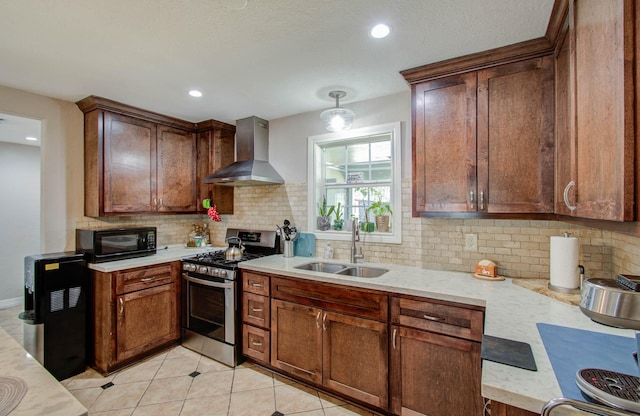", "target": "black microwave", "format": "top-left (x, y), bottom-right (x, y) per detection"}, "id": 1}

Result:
top-left (76, 227), bottom-right (157, 263)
